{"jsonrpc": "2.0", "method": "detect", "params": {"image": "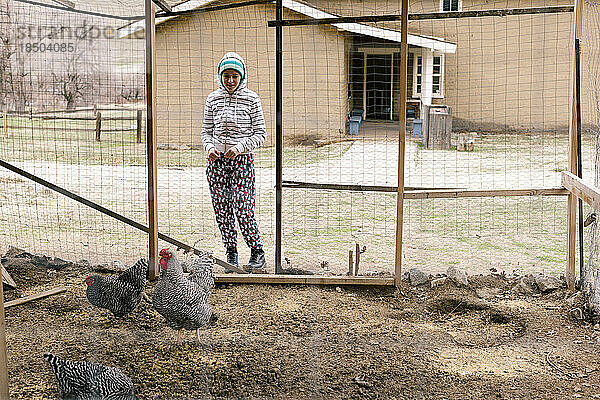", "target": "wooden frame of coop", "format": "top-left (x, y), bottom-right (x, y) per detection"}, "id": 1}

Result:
top-left (0, 0), bottom-right (593, 394)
